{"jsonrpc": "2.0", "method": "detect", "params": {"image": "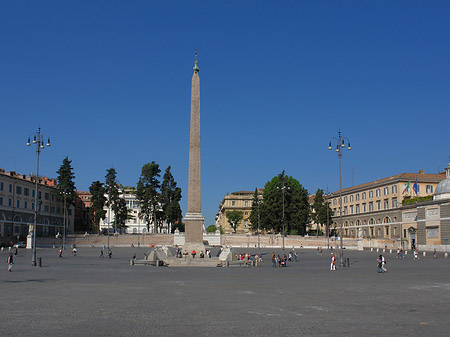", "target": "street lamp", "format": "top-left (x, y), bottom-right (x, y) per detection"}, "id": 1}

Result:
top-left (328, 129), bottom-right (351, 267)
top-left (59, 189), bottom-right (69, 250)
top-left (257, 194), bottom-right (262, 250)
top-left (277, 182), bottom-right (289, 254)
top-left (26, 127), bottom-right (51, 266)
